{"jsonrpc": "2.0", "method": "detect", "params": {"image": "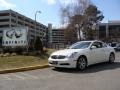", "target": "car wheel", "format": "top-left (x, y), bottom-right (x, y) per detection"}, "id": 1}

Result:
top-left (77, 57), bottom-right (87, 70)
top-left (109, 53), bottom-right (115, 63)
